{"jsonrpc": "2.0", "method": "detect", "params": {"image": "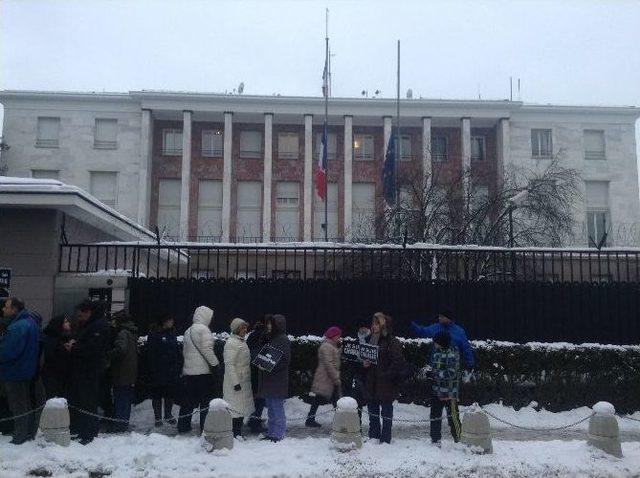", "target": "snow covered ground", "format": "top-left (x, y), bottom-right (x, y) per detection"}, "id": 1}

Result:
top-left (1, 398), bottom-right (639, 477)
